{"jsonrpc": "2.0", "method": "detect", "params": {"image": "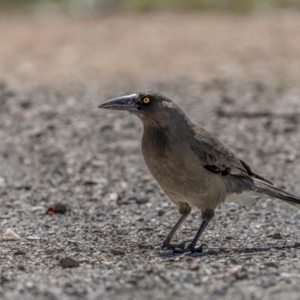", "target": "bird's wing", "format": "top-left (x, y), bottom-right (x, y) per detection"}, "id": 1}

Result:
top-left (190, 126), bottom-right (273, 184)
